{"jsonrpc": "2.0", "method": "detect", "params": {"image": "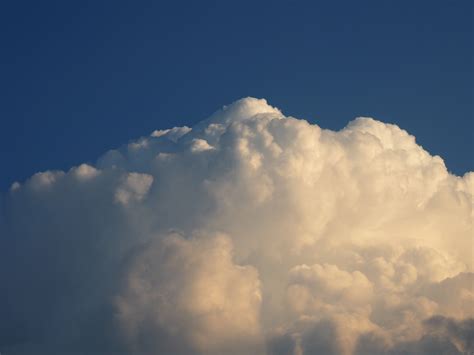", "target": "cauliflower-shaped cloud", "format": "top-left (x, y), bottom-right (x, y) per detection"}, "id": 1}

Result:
top-left (0, 97), bottom-right (472, 354)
